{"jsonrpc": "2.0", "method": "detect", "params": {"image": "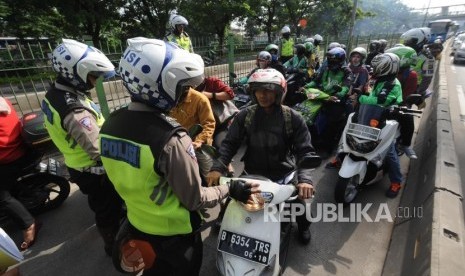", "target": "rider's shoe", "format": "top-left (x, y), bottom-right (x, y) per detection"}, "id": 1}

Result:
top-left (399, 145), bottom-right (418, 159)
top-left (386, 182), bottom-right (402, 198)
top-left (325, 158), bottom-right (341, 169)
